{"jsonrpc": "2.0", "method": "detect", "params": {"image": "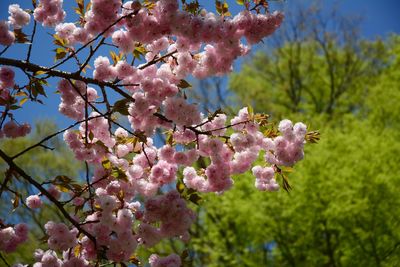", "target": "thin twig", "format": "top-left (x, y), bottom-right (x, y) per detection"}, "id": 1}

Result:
top-left (78, 37), bottom-right (106, 74)
top-left (0, 149), bottom-right (97, 246)
top-left (26, 20), bottom-right (37, 62)
top-left (0, 46), bottom-right (10, 57)
top-left (138, 50), bottom-right (177, 70)
top-left (49, 12), bottom-right (137, 70)
top-left (0, 253), bottom-right (10, 267)
top-left (0, 57), bottom-right (139, 100)
top-left (11, 113), bottom-right (108, 159)
top-left (100, 85), bottom-right (113, 134)
top-left (85, 161), bottom-right (94, 212)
